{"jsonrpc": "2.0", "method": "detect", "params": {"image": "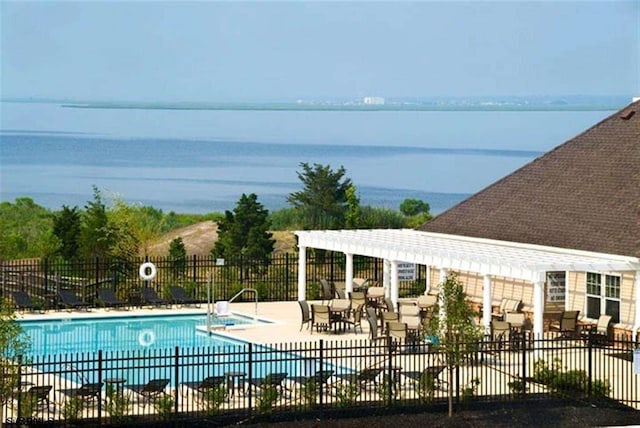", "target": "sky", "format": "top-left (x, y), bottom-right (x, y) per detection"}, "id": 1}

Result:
top-left (1, 1), bottom-right (638, 102)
